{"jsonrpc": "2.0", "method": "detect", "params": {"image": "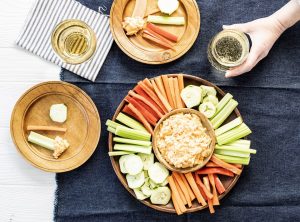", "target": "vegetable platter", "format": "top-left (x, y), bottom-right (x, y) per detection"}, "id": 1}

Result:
top-left (110, 0), bottom-right (200, 64)
top-left (107, 74), bottom-right (256, 214)
top-left (10, 81), bottom-right (101, 172)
